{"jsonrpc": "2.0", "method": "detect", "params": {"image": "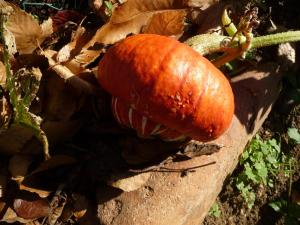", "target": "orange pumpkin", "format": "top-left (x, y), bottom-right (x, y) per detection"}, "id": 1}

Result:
top-left (98, 34), bottom-right (234, 142)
